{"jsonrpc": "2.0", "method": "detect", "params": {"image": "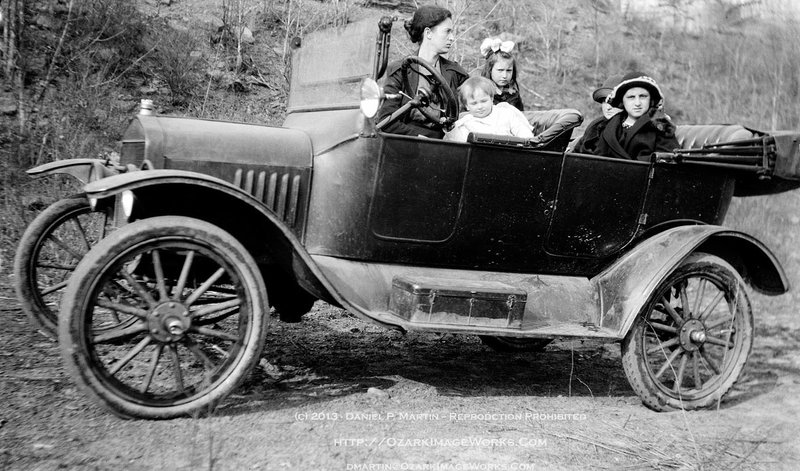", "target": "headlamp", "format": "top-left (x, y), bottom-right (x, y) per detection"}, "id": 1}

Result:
top-left (359, 78), bottom-right (381, 118)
